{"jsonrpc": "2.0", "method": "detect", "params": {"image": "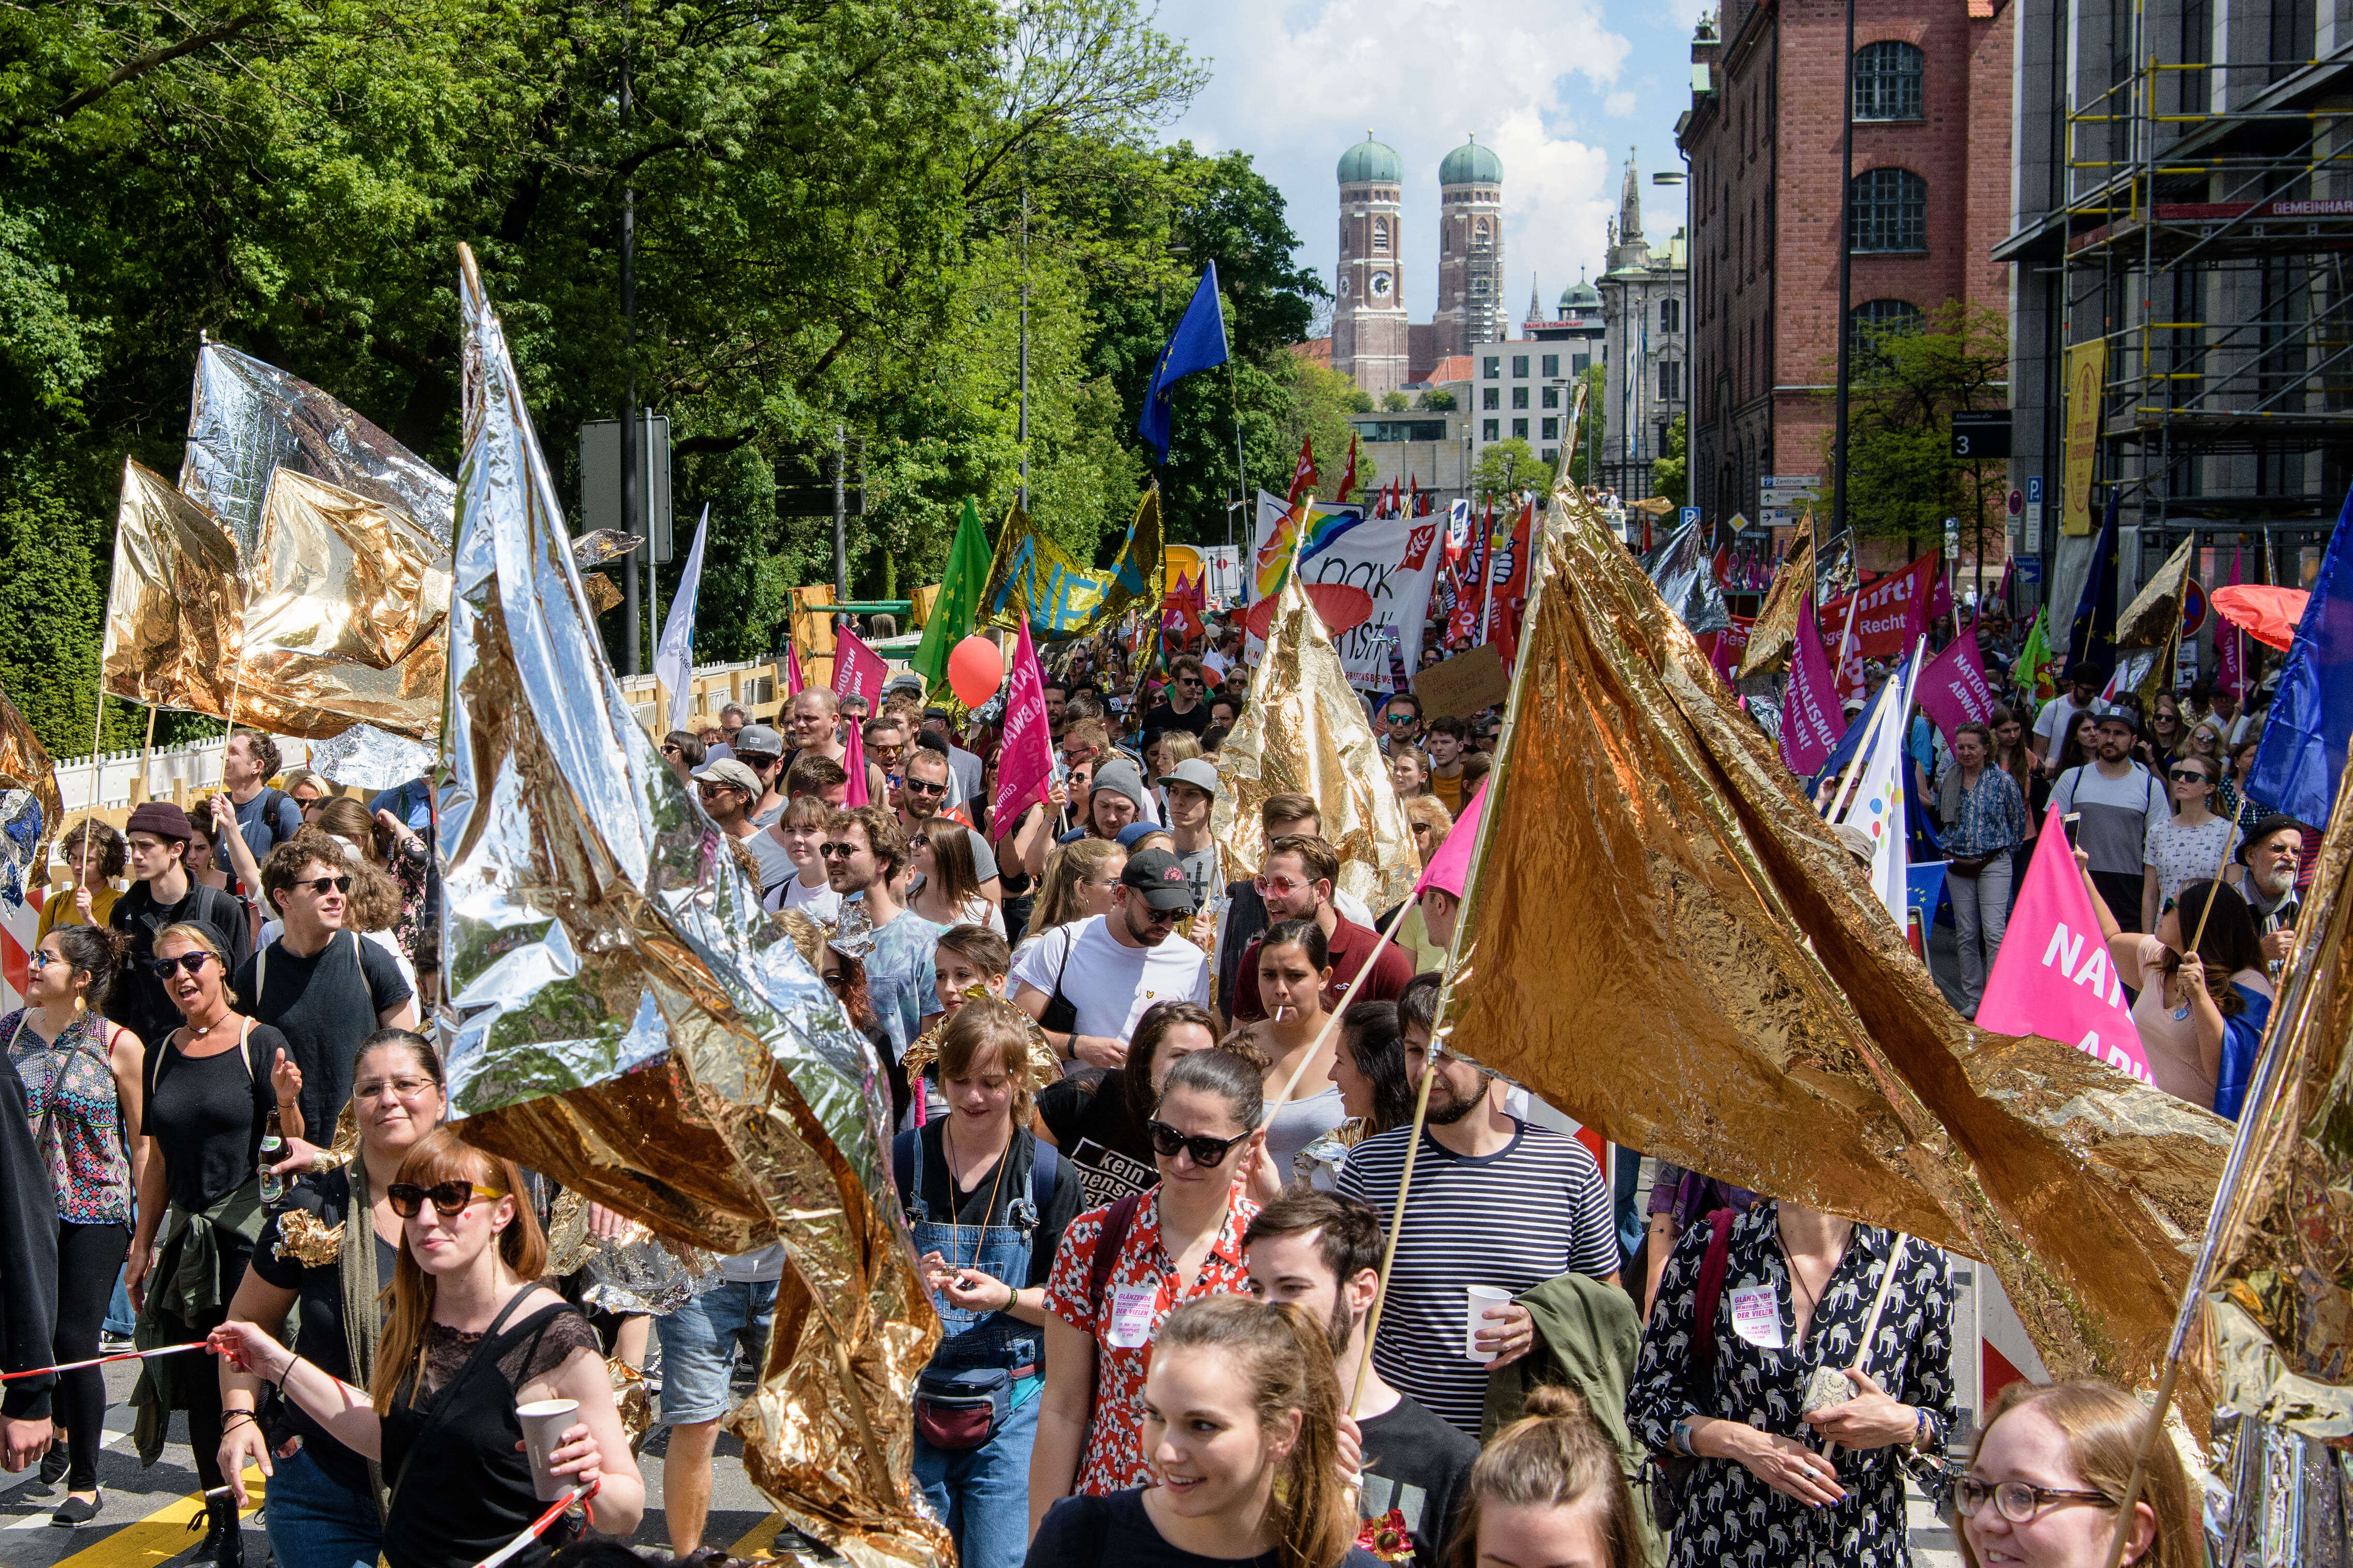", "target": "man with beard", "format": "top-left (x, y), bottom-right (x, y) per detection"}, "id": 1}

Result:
top-left (2047, 710), bottom-right (2168, 933)
top-left (1338, 973), bottom-right (1619, 1438)
top-left (2240, 814), bottom-right (2306, 967)
top-left (1245, 1189), bottom-right (1475, 1568)
top-left (1009, 847), bottom-right (1210, 1070)
top-left (1229, 834), bottom-right (1412, 1022)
